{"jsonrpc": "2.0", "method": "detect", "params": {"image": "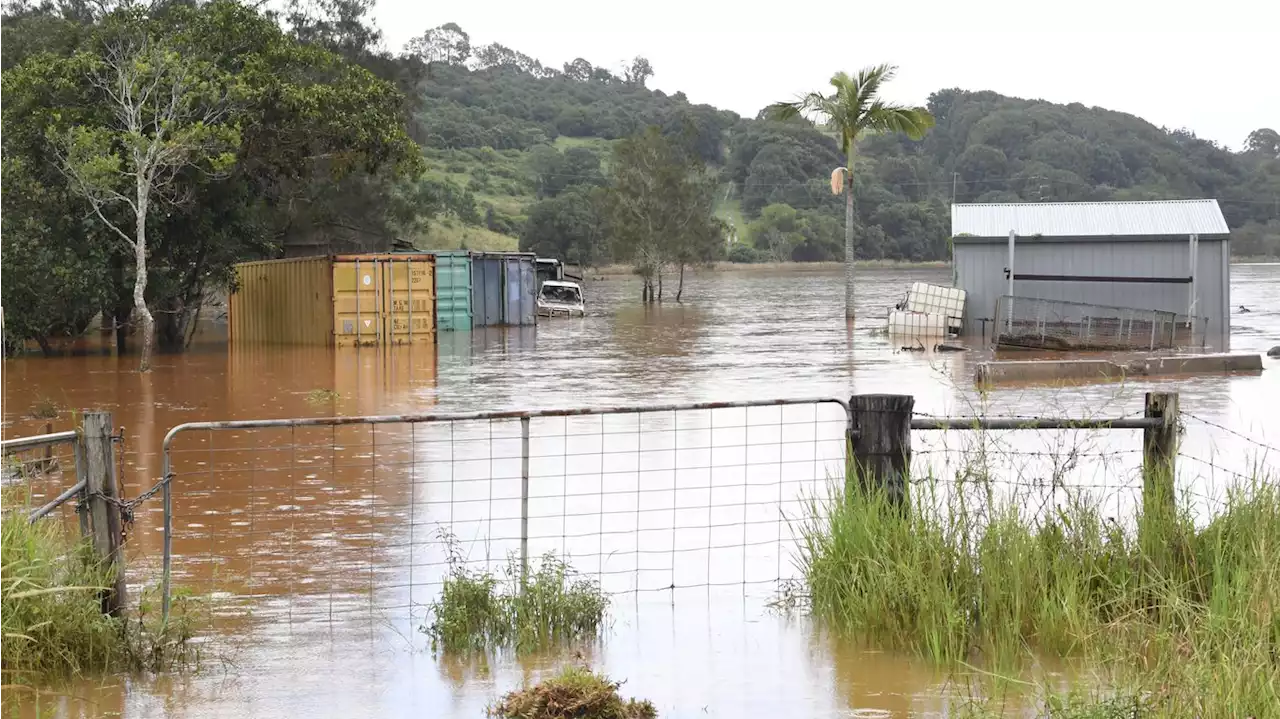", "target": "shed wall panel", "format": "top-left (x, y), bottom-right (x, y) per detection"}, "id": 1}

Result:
top-left (954, 236), bottom-right (1229, 348)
